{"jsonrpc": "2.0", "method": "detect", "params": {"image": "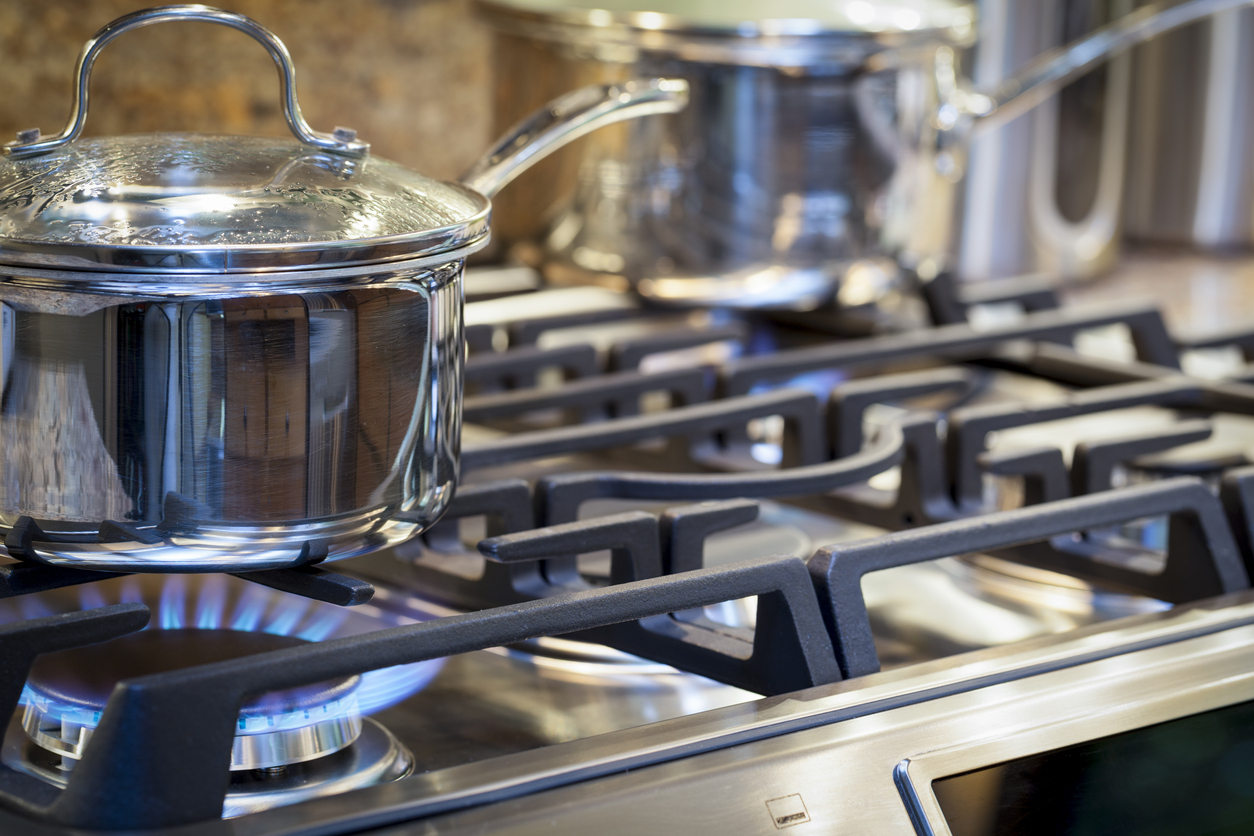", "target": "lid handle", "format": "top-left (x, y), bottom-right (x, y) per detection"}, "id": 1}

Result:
top-left (2, 4), bottom-right (368, 159)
